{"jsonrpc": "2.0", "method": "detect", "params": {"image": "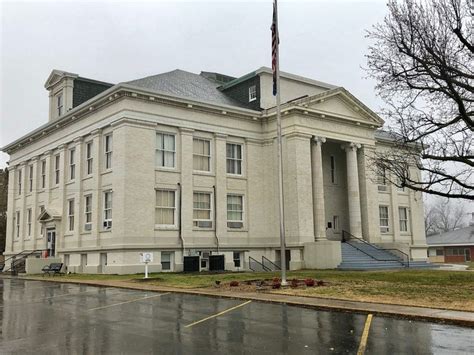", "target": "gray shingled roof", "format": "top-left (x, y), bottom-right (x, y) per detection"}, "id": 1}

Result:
top-left (426, 225), bottom-right (474, 245)
top-left (125, 69), bottom-right (247, 108)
